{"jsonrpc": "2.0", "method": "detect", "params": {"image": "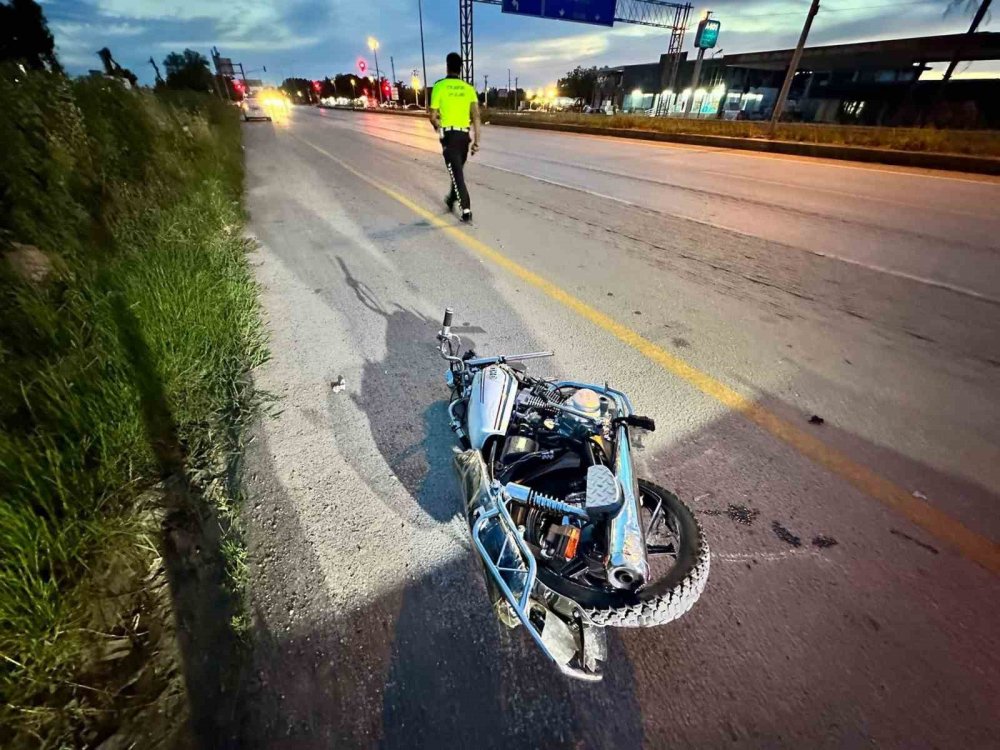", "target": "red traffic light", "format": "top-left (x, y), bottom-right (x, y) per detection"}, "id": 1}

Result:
top-left (312, 80), bottom-right (322, 91)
